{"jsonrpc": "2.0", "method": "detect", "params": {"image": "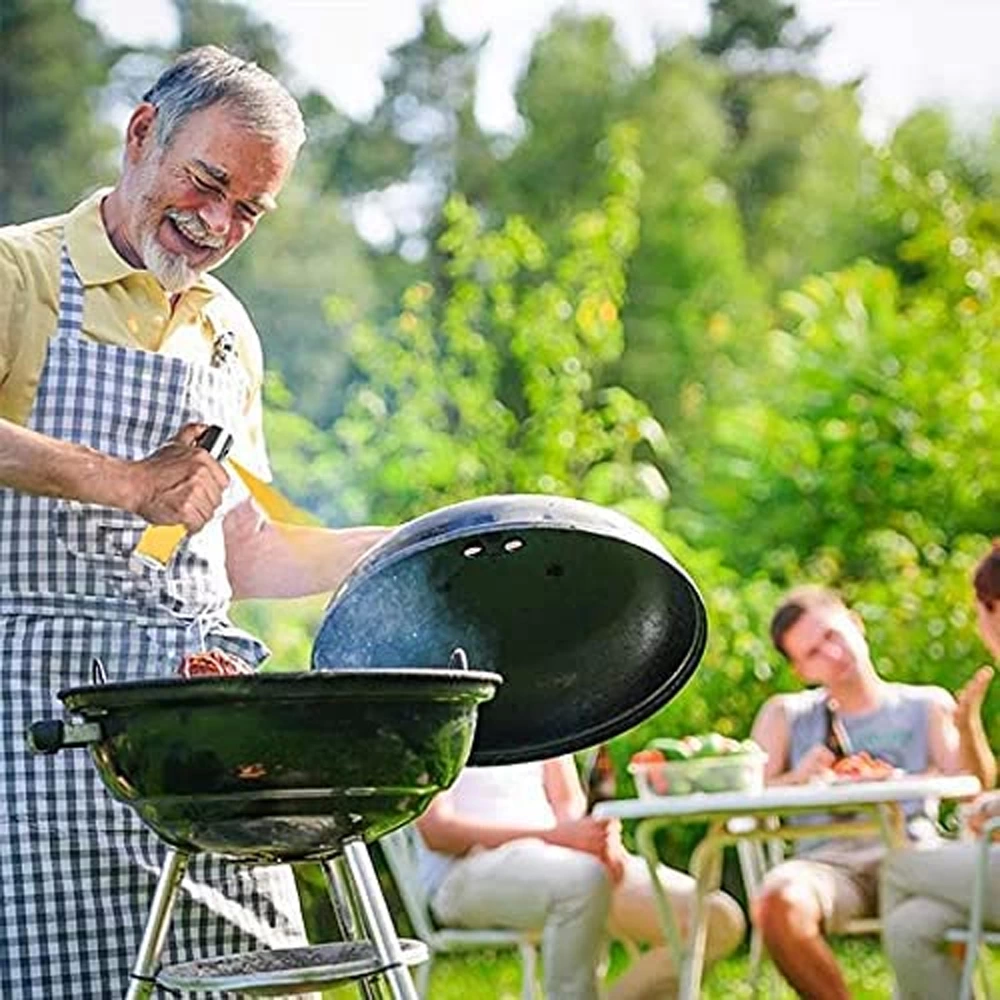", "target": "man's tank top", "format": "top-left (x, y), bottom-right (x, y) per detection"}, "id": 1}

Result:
top-left (785, 682), bottom-right (947, 852)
